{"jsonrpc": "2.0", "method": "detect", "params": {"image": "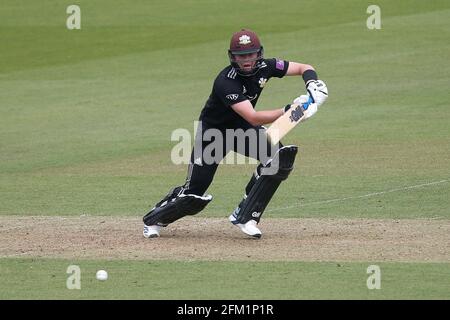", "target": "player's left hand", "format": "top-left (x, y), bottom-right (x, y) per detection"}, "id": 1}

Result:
top-left (306, 80), bottom-right (328, 107)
